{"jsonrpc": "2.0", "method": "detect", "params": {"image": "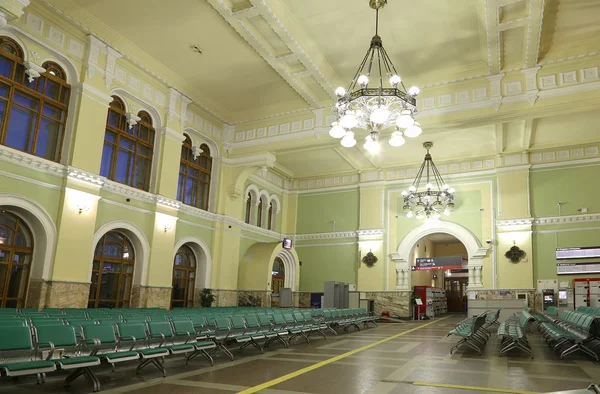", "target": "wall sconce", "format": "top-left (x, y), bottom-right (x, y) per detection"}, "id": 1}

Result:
top-left (156, 212), bottom-right (177, 234)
